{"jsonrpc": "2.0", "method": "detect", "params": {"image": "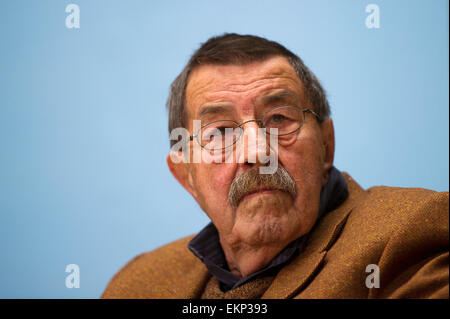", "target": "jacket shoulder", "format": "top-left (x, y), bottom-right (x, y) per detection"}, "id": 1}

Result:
top-left (101, 235), bottom-right (209, 299)
top-left (344, 185), bottom-right (448, 298)
top-left (345, 185), bottom-right (449, 251)
top-left (356, 185), bottom-right (448, 228)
